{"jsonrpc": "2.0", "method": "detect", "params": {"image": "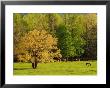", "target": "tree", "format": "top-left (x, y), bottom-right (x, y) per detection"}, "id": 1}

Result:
top-left (68, 14), bottom-right (86, 57)
top-left (23, 14), bottom-right (47, 31)
top-left (56, 14), bottom-right (86, 61)
top-left (17, 29), bottom-right (62, 68)
top-left (56, 25), bottom-right (76, 61)
top-left (13, 13), bottom-right (27, 61)
top-left (47, 14), bottom-right (63, 35)
top-left (83, 14), bottom-right (97, 59)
